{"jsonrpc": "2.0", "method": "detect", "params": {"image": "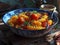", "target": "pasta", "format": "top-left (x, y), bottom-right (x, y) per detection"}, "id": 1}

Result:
top-left (7, 11), bottom-right (53, 30)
